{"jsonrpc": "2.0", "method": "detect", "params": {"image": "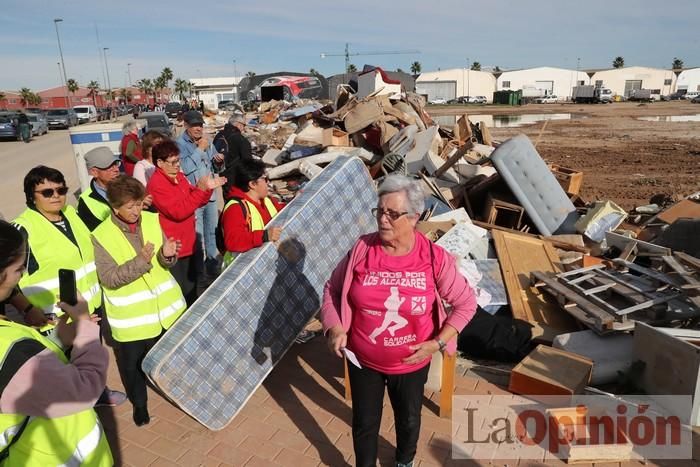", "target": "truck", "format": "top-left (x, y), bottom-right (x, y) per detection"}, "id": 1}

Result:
top-left (627, 89), bottom-right (653, 102)
top-left (572, 85), bottom-right (613, 104)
